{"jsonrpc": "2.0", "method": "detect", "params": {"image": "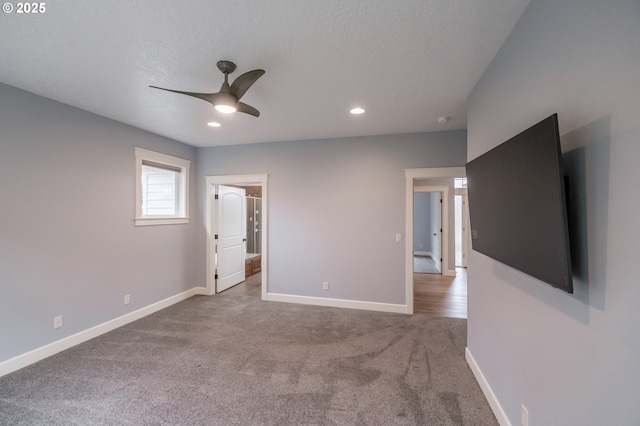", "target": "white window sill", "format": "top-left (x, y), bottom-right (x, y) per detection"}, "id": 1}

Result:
top-left (135, 217), bottom-right (190, 226)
